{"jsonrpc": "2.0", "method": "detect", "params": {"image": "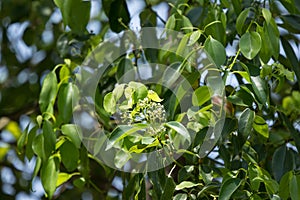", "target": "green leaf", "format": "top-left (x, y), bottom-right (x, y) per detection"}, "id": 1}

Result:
top-left (280, 15), bottom-right (300, 33)
top-left (140, 8), bottom-right (157, 27)
top-left (236, 8), bottom-right (250, 35)
top-left (258, 21), bottom-right (279, 63)
top-left (41, 156), bottom-right (59, 199)
top-left (219, 178), bottom-right (242, 200)
top-left (262, 8), bottom-right (272, 24)
top-left (251, 76), bottom-right (267, 105)
top-left (175, 181), bottom-right (201, 190)
top-left (272, 145), bottom-right (295, 181)
top-left (32, 134), bottom-right (46, 161)
top-left (240, 32), bottom-right (261, 59)
top-left (204, 36), bottom-right (226, 67)
top-left (281, 37), bottom-right (300, 89)
top-left (279, 171), bottom-right (292, 200)
top-left (188, 30), bottom-right (201, 46)
top-left (192, 86), bottom-right (211, 107)
top-left (60, 140), bottom-right (79, 172)
top-left (58, 83), bottom-right (79, 123)
top-left (290, 174), bottom-right (300, 200)
top-left (165, 121), bottom-right (191, 144)
top-left (128, 81), bottom-right (148, 102)
top-left (39, 71), bottom-right (57, 113)
top-left (113, 84), bottom-right (126, 101)
top-left (108, 0), bottom-right (130, 33)
top-left (160, 177), bottom-right (176, 200)
top-left (176, 34), bottom-right (190, 57)
top-left (63, 0), bottom-right (91, 34)
top-left (238, 108), bottom-right (255, 139)
top-left (42, 120), bottom-right (56, 159)
top-left (56, 172), bottom-right (79, 187)
top-left (61, 124), bottom-right (82, 149)
top-left (117, 58), bottom-right (135, 82)
top-left (25, 126), bottom-right (38, 160)
top-left (135, 175), bottom-right (146, 200)
top-left (166, 14), bottom-right (176, 30)
top-left (173, 193), bottom-right (188, 200)
top-left (107, 124), bottom-right (149, 149)
top-left (114, 150), bottom-right (131, 168)
top-left (103, 92), bottom-right (116, 114)
top-left (253, 115), bottom-right (269, 138)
